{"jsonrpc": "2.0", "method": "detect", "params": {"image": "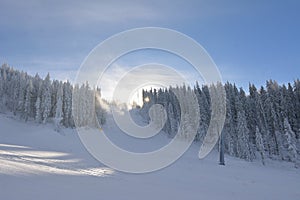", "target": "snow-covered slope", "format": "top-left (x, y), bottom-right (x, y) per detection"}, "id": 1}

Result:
top-left (0, 113), bottom-right (299, 200)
